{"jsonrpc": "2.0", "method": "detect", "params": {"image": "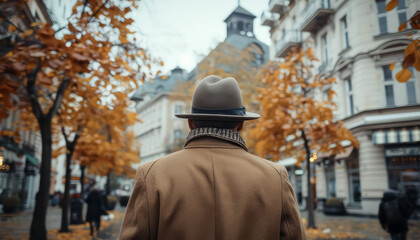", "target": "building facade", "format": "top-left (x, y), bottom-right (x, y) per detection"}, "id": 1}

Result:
top-left (263, 0), bottom-right (420, 215)
top-left (0, 0), bottom-right (53, 210)
top-left (133, 5), bottom-right (270, 167)
top-left (131, 67), bottom-right (190, 165)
